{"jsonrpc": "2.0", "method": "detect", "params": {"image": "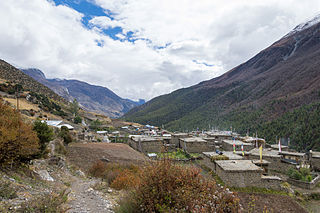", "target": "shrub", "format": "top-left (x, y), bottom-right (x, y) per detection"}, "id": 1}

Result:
top-left (88, 161), bottom-right (141, 189)
top-left (288, 167), bottom-right (312, 182)
top-left (211, 155), bottom-right (230, 161)
top-left (33, 120), bottom-right (54, 155)
top-left (0, 100), bottom-right (39, 165)
top-left (19, 189), bottom-right (69, 213)
top-left (120, 159), bottom-right (240, 212)
top-left (0, 182), bottom-right (17, 200)
top-left (59, 126), bottom-right (73, 145)
top-left (74, 115), bottom-right (82, 124)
